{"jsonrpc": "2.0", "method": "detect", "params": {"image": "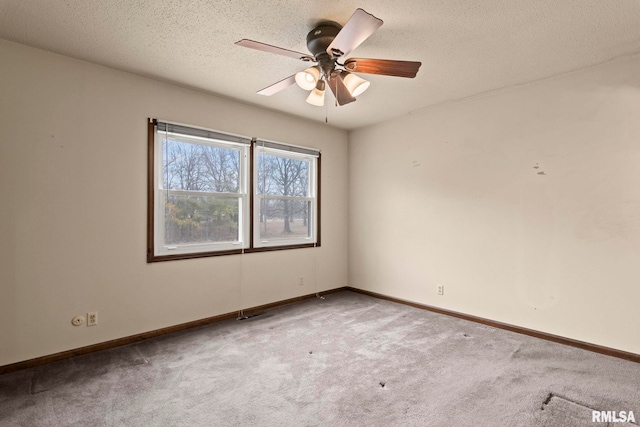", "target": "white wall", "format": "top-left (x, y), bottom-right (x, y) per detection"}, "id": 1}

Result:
top-left (349, 54), bottom-right (640, 354)
top-left (0, 39), bottom-right (349, 367)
